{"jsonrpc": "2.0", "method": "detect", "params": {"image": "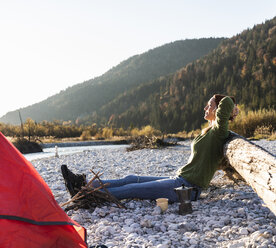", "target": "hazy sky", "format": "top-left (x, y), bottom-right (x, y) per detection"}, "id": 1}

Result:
top-left (0, 0), bottom-right (275, 118)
